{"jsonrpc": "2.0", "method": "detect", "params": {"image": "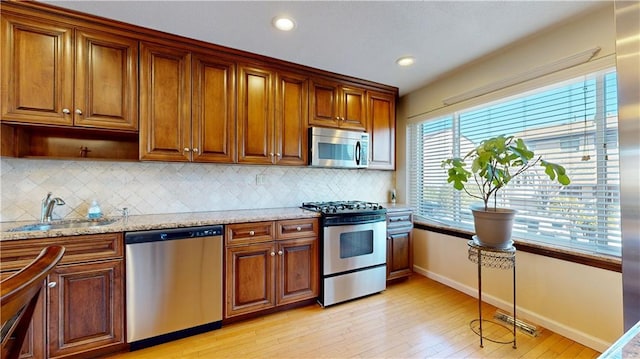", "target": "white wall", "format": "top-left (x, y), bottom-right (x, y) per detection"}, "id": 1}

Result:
top-left (397, 4), bottom-right (623, 352)
top-left (0, 158), bottom-right (393, 222)
top-left (413, 229), bottom-right (622, 352)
